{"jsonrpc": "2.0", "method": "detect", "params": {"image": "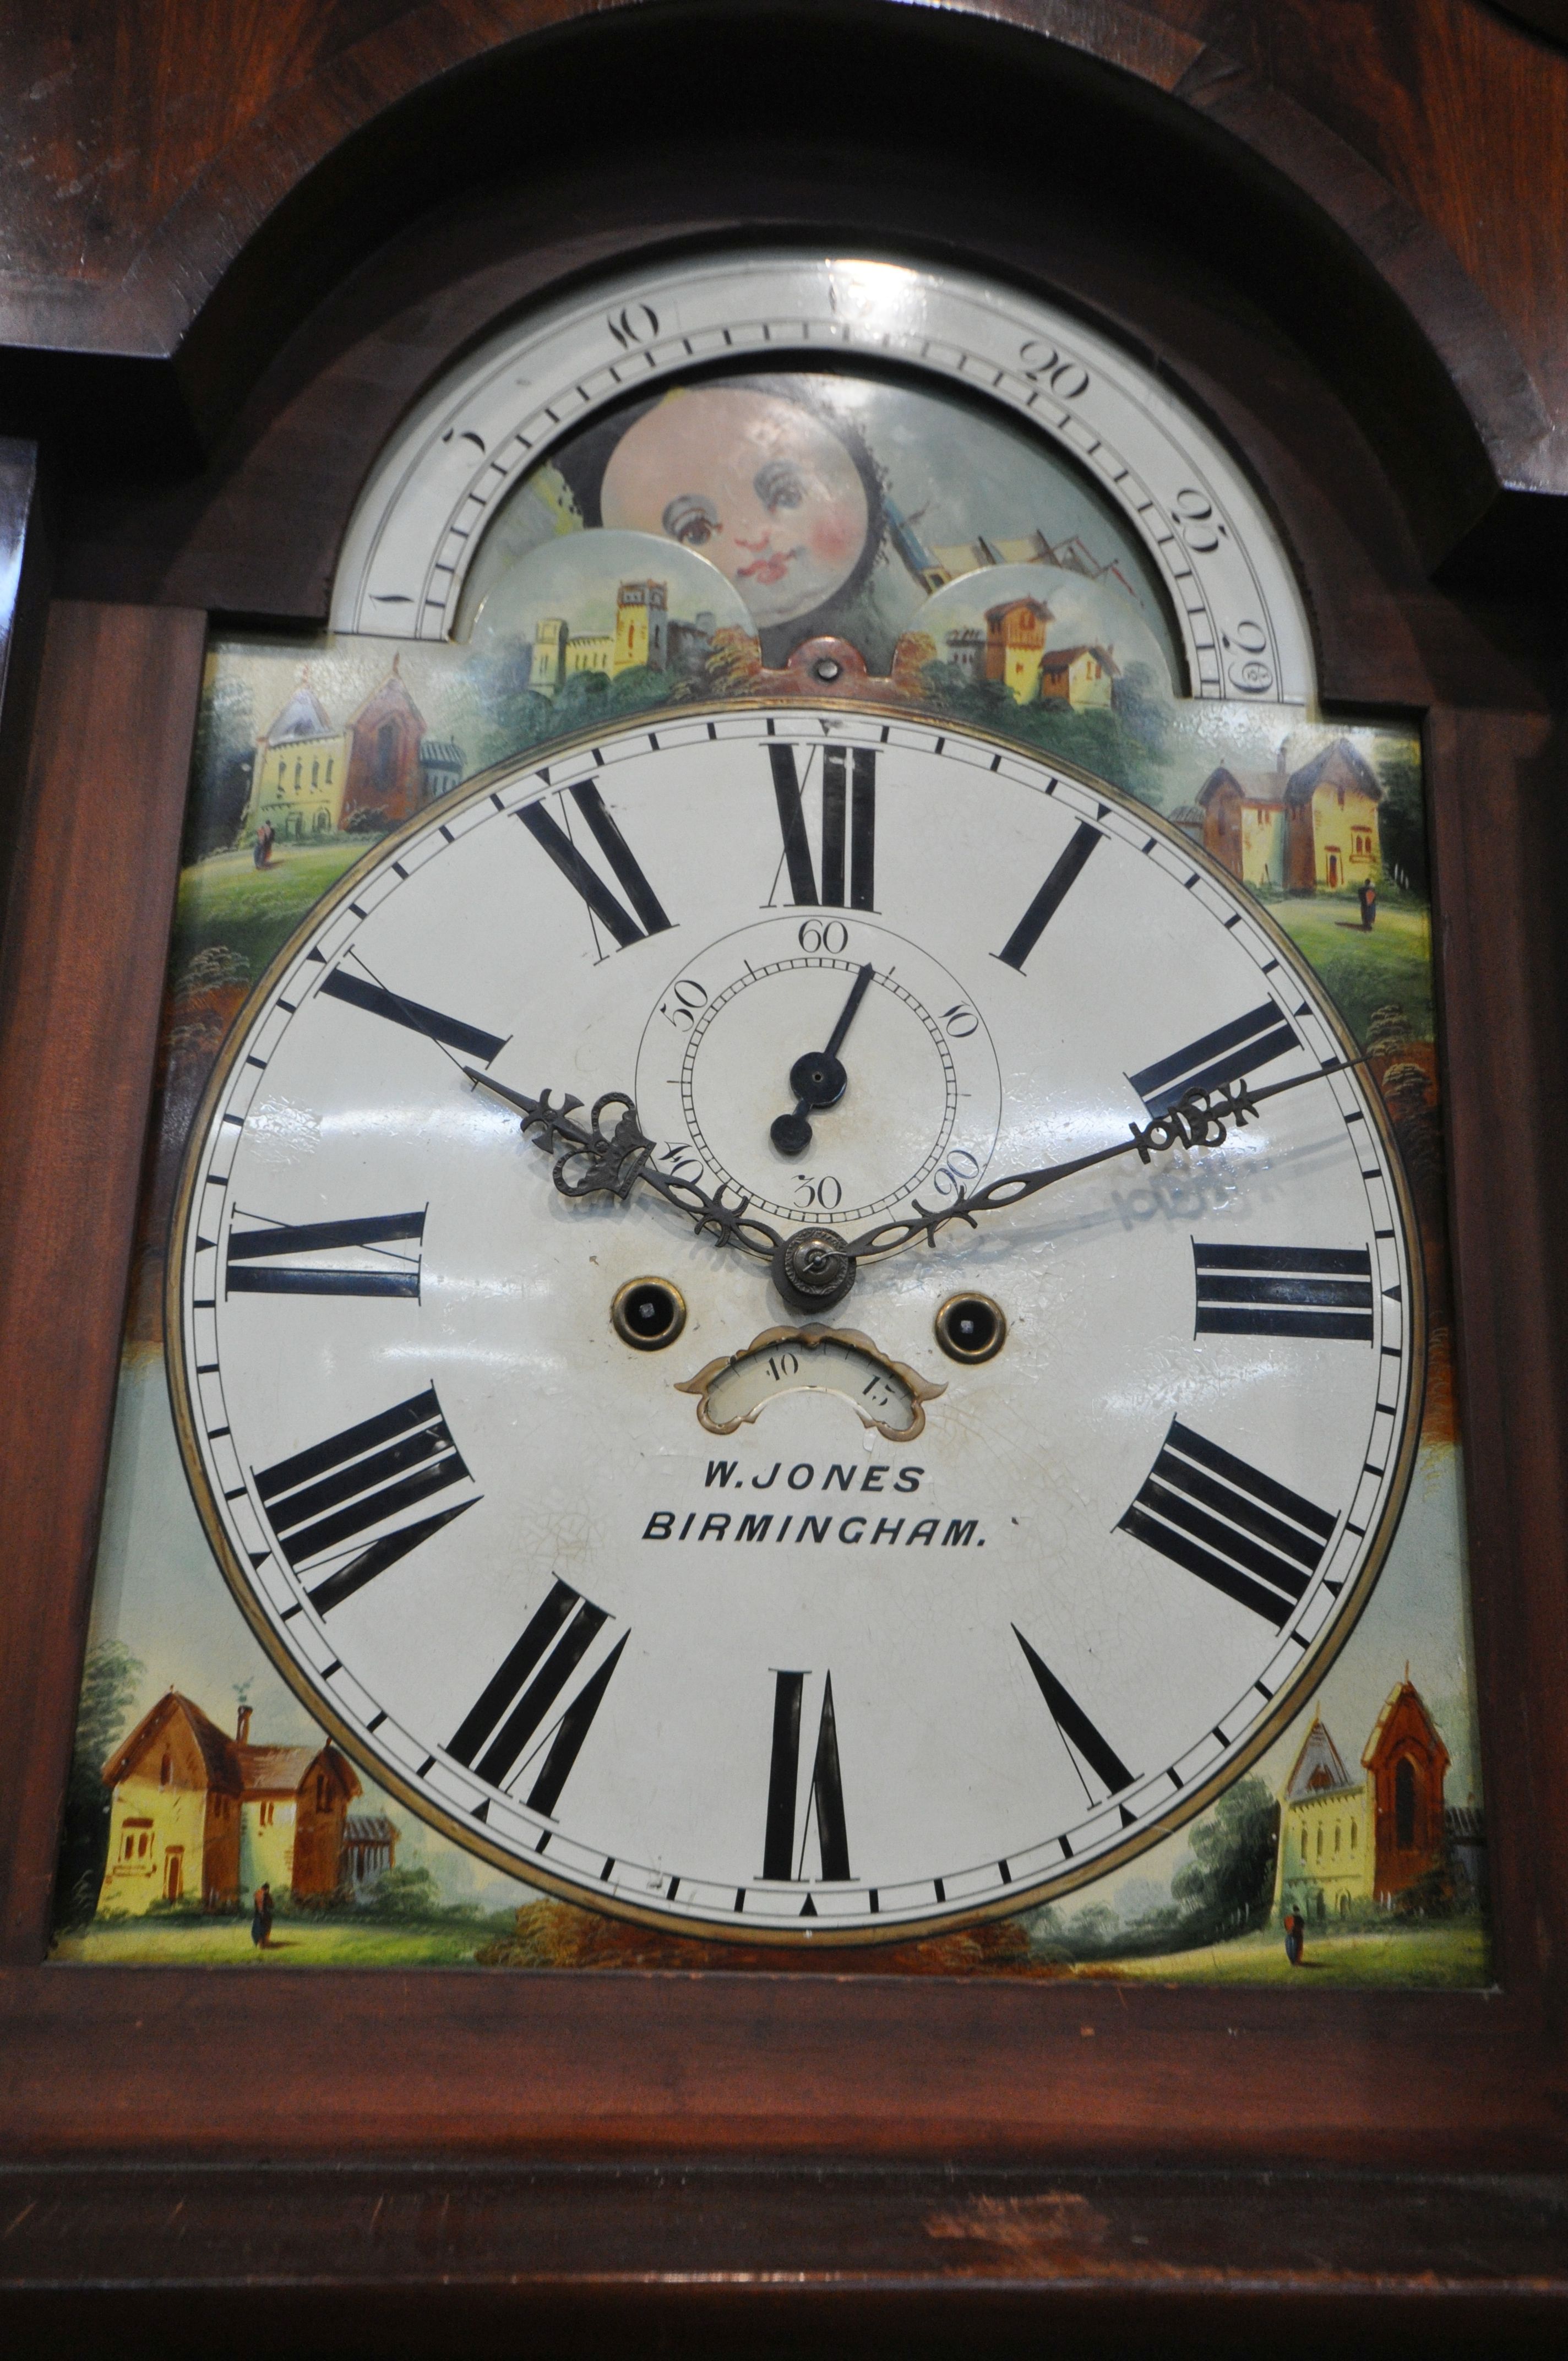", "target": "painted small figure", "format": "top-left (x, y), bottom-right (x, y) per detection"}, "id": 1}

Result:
top-left (1283, 1907), bottom-right (1305, 1967)
top-left (251, 1881), bottom-right (274, 1951)
top-left (1358, 878), bottom-right (1377, 931)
